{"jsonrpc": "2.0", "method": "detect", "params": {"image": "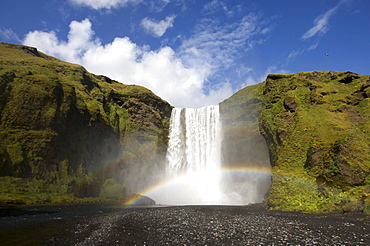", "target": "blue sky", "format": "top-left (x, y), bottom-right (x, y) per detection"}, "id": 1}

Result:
top-left (0, 0), bottom-right (369, 108)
